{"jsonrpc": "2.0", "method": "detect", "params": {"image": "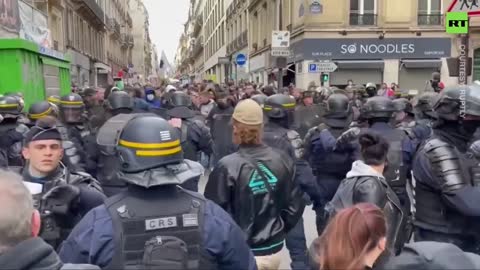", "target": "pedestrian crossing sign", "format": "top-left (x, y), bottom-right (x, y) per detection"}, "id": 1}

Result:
top-left (448, 0), bottom-right (480, 16)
